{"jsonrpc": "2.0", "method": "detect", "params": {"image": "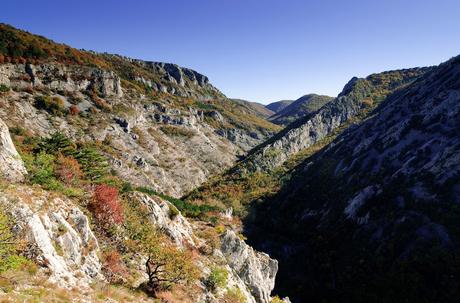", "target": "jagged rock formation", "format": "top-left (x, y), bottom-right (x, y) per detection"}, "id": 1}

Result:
top-left (269, 94), bottom-right (333, 125)
top-left (0, 118), bottom-right (26, 181)
top-left (265, 100), bottom-right (294, 113)
top-left (128, 193), bottom-right (283, 303)
top-left (221, 230), bottom-right (278, 303)
top-left (239, 68), bottom-right (430, 174)
top-left (0, 185), bottom-right (103, 289)
top-left (248, 55), bottom-right (460, 302)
